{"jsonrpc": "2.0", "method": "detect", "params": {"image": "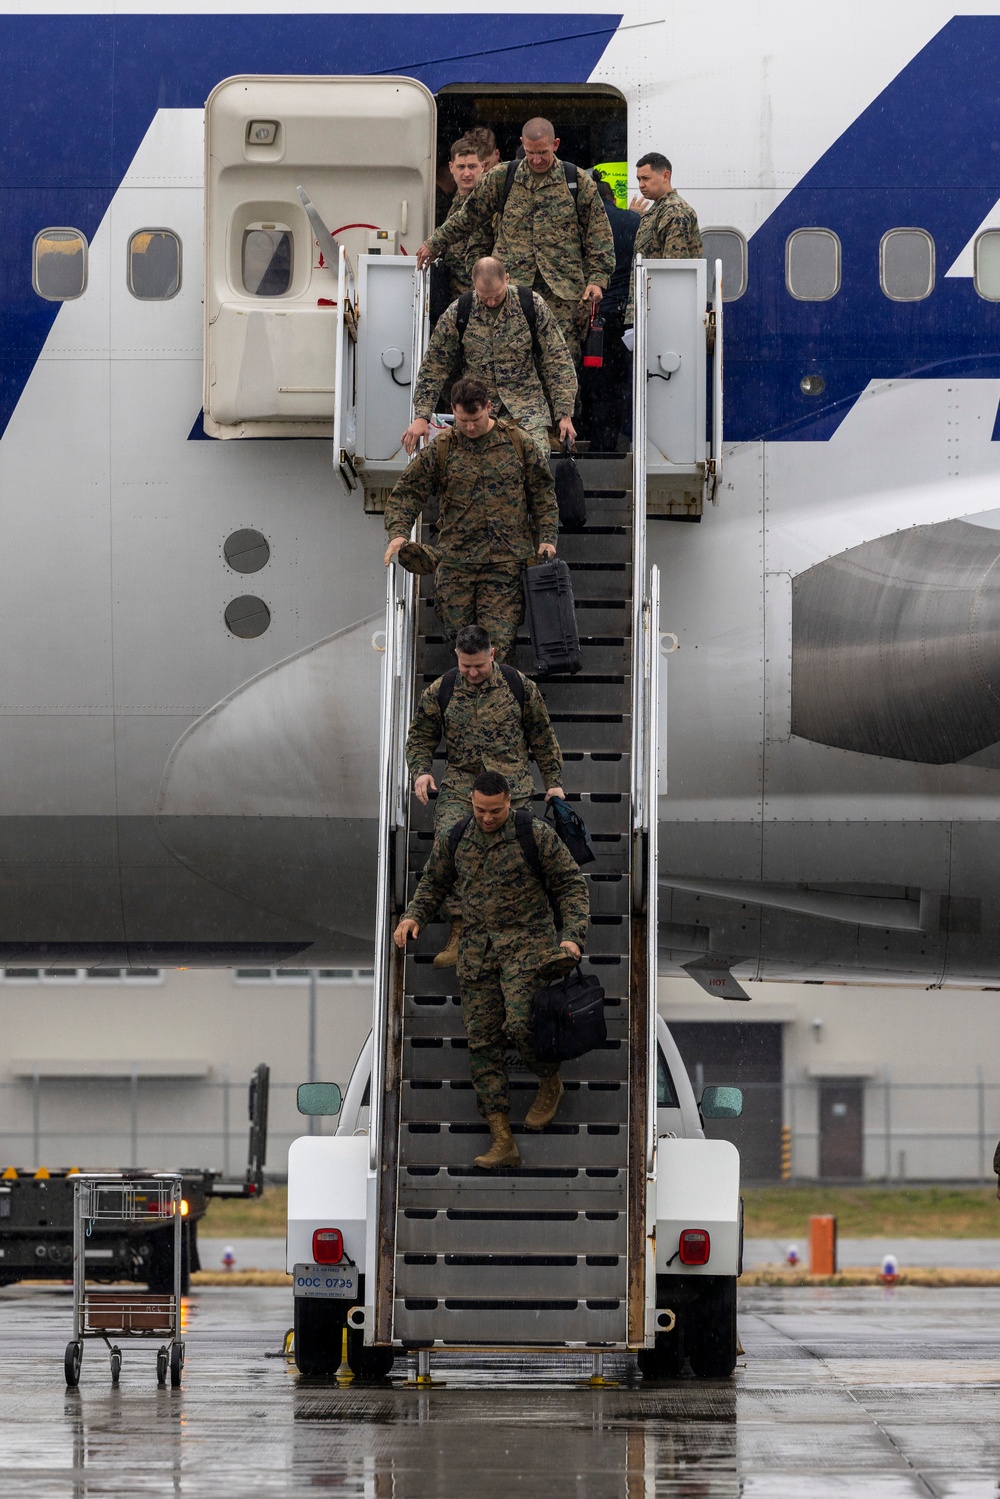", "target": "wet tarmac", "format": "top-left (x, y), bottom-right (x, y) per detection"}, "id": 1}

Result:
top-left (3, 1283), bottom-right (1000, 1496)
